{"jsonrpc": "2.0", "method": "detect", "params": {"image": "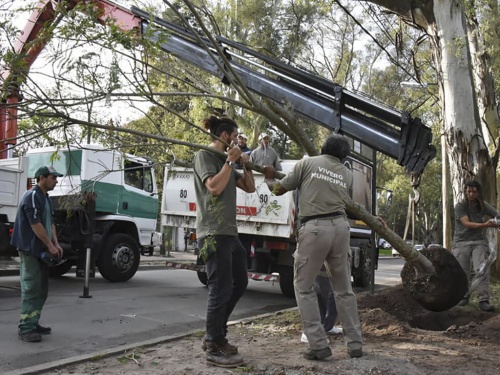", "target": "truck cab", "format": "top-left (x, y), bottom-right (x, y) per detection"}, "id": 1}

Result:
top-left (23, 145), bottom-right (158, 281)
